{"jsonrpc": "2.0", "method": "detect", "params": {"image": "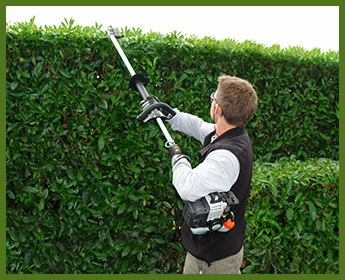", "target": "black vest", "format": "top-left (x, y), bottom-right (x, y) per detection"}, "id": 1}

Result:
top-left (181, 126), bottom-right (253, 264)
